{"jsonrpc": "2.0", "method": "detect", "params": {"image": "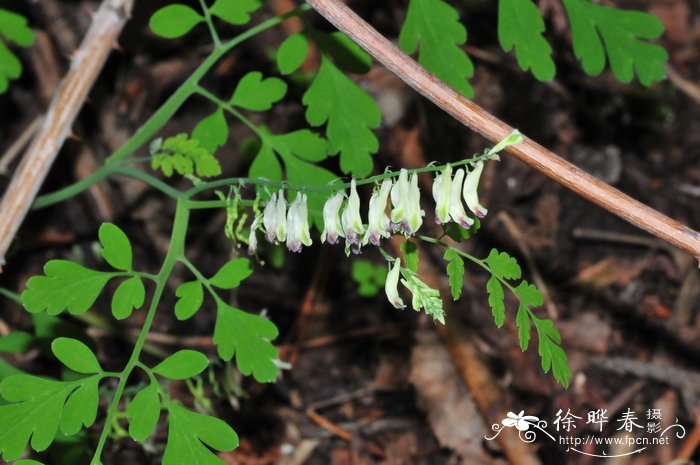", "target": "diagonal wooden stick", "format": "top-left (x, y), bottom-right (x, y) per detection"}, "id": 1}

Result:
top-left (306, 0), bottom-right (700, 263)
top-left (0, 0), bottom-right (134, 269)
